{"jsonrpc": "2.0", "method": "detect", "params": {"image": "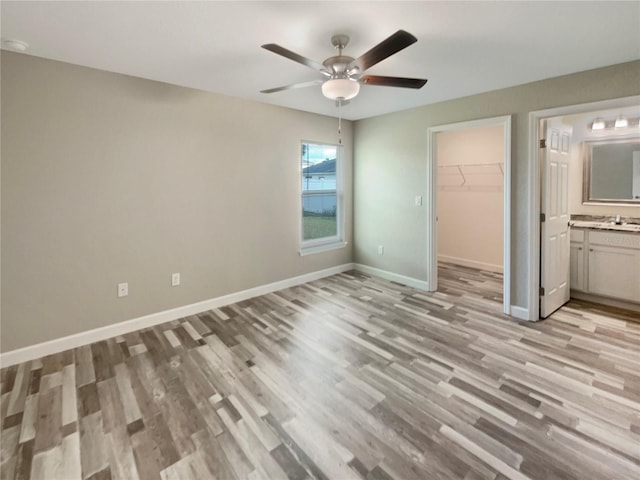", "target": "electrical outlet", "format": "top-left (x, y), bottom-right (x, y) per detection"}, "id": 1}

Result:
top-left (171, 273), bottom-right (181, 287)
top-left (378, 245), bottom-right (384, 255)
top-left (415, 195), bottom-right (422, 206)
top-left (118, 282), bottom-right (128, 297)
